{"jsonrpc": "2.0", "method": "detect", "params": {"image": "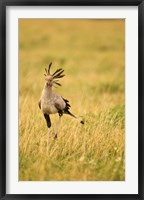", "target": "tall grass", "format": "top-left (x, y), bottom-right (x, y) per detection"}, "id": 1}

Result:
top-left (19, 19), bottom-right (125, 181)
